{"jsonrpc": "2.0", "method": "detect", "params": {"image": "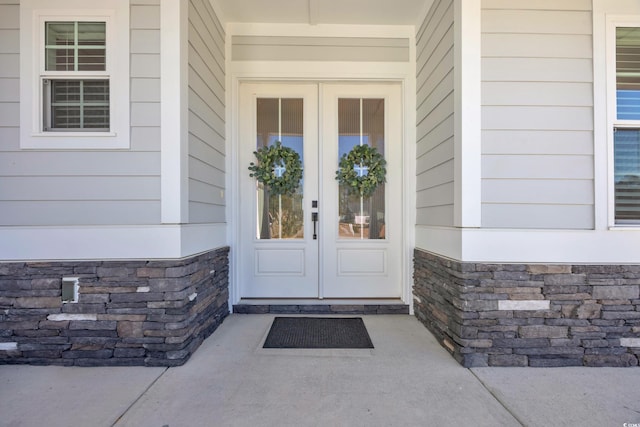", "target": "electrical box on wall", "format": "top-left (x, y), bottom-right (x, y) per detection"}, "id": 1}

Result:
top-left (61, 277), bottom-right (79, 303)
